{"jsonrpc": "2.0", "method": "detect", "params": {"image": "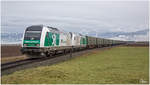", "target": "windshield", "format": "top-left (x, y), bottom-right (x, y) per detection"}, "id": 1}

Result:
top-left (24, 31), bottom-right (41, 40)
